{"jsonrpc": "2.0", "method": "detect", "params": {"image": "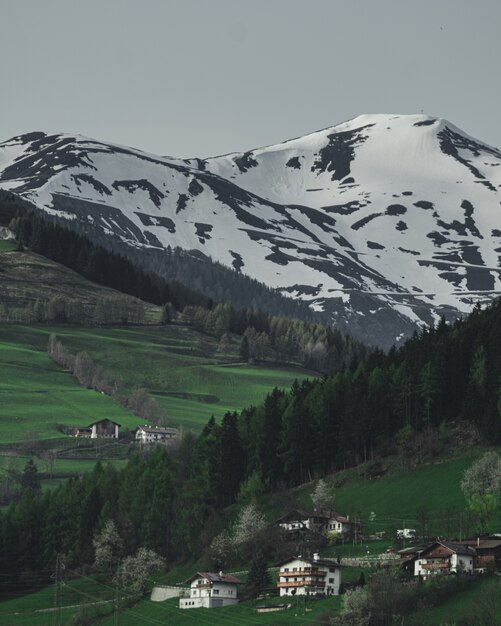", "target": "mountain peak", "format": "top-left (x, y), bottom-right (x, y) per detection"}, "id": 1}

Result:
top-left (1, 116), bottom-right (501, 347)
